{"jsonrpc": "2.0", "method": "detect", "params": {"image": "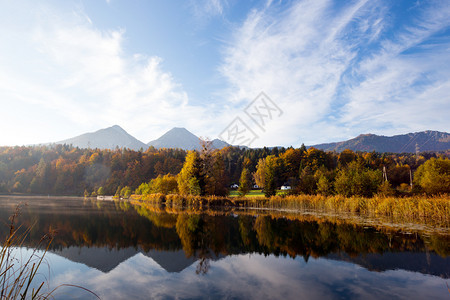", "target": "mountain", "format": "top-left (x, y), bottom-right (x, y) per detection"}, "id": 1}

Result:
top-left (147, 127), bottom-right (230, 150)
top-left (311, 130), bottom-right (450, 153)
top-left (55, 125), bottom-right (149, 151)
